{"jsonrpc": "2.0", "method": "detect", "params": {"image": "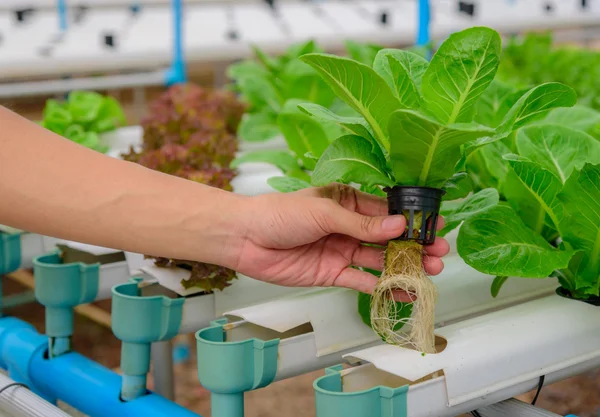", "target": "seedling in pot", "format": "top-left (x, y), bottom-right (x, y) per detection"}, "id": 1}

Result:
top-left (298, 26), bottom-right (576, 353)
